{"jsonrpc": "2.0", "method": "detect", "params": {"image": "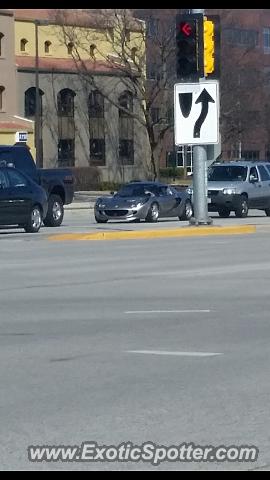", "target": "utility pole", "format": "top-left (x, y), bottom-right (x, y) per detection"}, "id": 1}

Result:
top-left (189, 8), bottom-right (212, 225)
top-left (35, 20), bottom-right (42, 168)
